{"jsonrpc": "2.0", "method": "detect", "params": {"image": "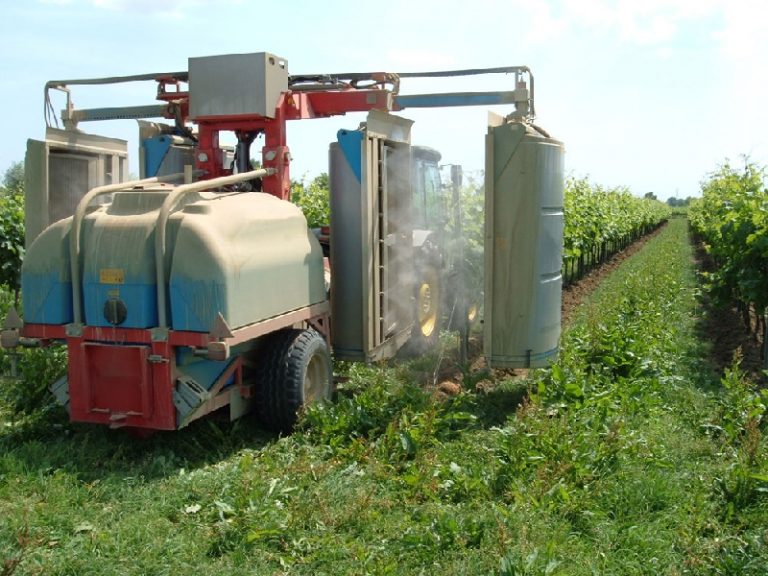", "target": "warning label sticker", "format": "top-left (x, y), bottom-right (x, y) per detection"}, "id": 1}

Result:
top-left (99, 268), bottom-right (125, 284)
